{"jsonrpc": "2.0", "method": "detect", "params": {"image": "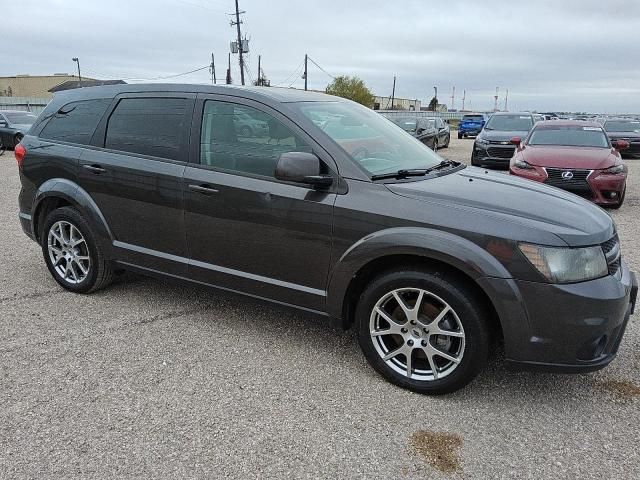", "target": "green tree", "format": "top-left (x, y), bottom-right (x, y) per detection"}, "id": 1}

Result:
top-left (325, 76), bottom-right (375, 107)
top-left (427, 96), bottom-right (438, 111)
